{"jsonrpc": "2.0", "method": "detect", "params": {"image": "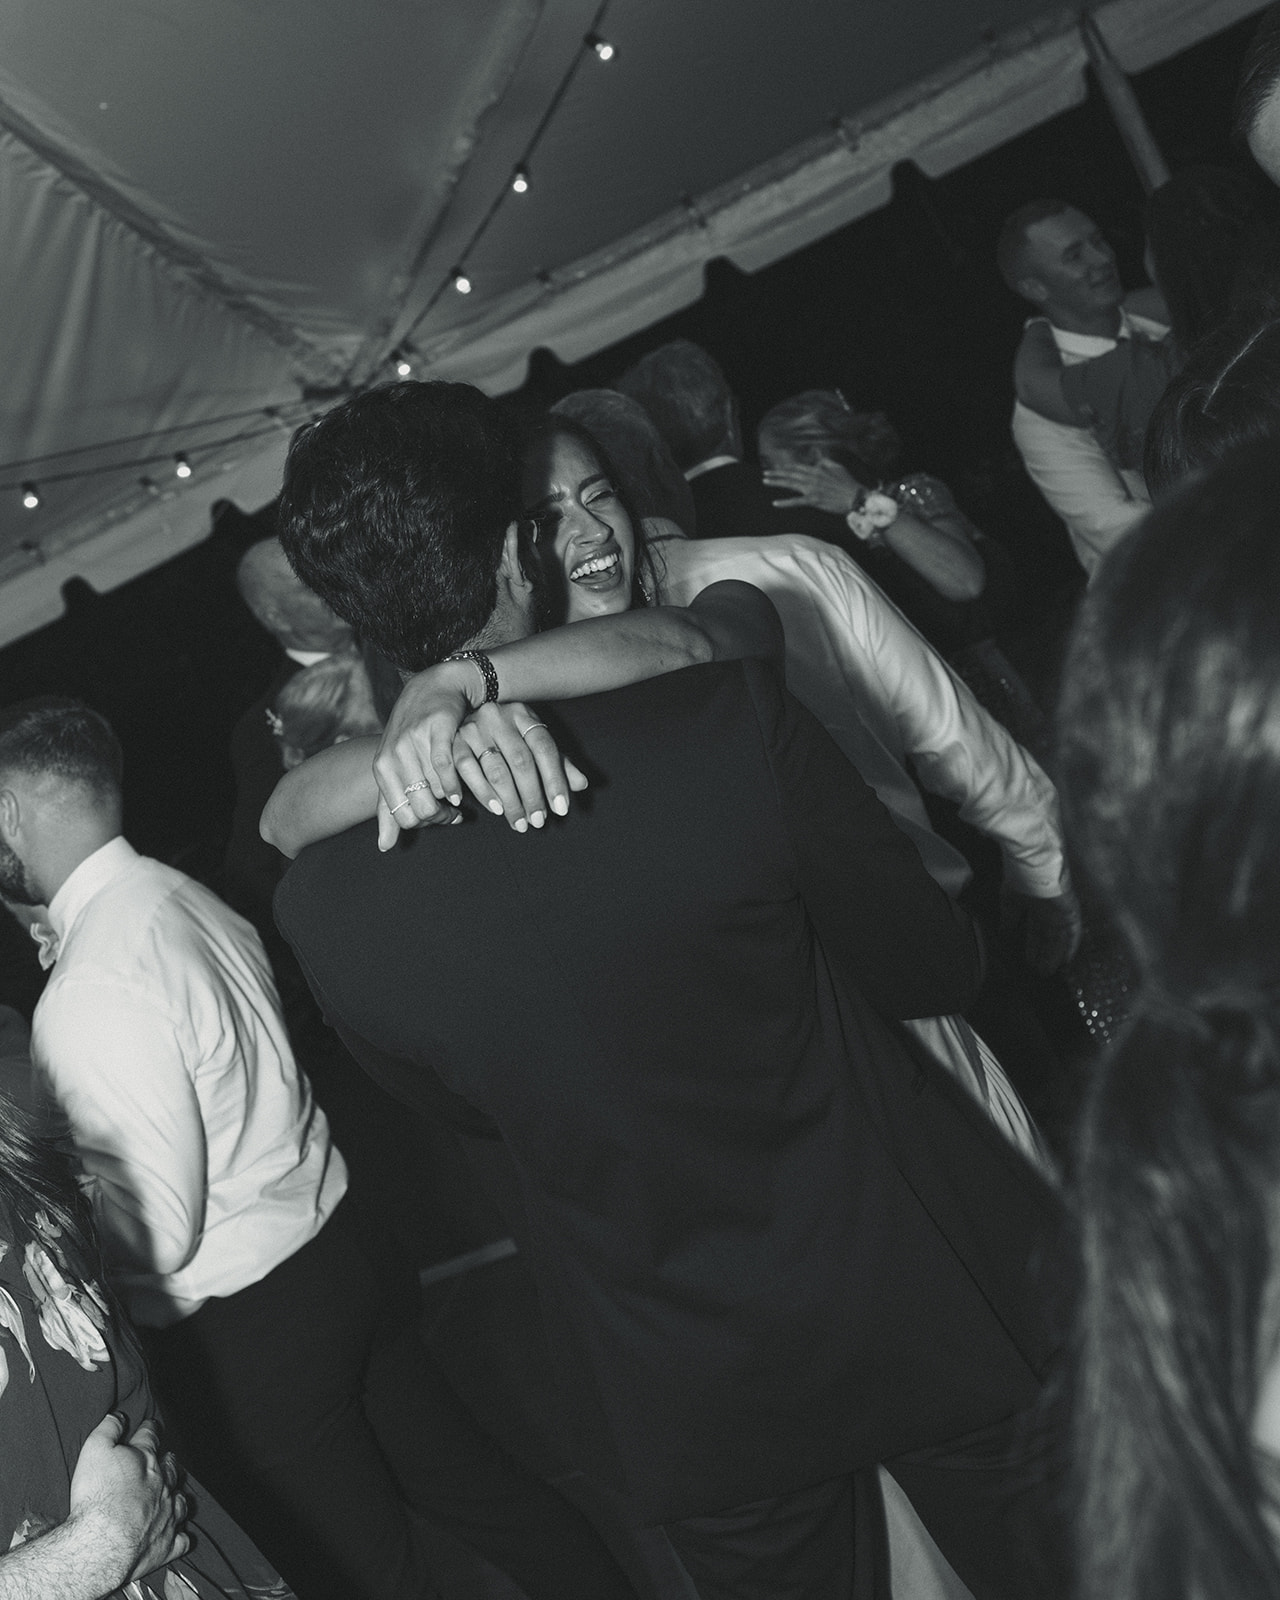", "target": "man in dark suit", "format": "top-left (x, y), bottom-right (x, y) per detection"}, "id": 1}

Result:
top-left (614, 340), bottom-right (795, 540)
top-left (274, 380), bottom-right (1070, 1600)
